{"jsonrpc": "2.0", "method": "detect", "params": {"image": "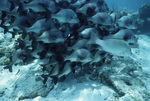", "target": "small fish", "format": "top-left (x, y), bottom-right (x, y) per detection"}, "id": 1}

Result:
top-left (0, 0), bottom-right (12, 11)
top-left (104, 29), bottom-right (136, 43)
top-left (1, 10), bottom-right (44, 34)
top-left (19, 18), bottom-right (56, 38)
top-left (42, 61), bottom-right (74, 84)
top-left (88, 12), bottom-right (113, 25)
top-left (65, 49), bottom-right (93, 63)
top-left (76, 3), bottom-right (99, 16)
top-left (0, 15), bottom-right (31, 34)
top-left (70, 0), bottom-right (86, 9)
top-left (79, 27), bottom-right (99, 39)
top-left (116, 15), bottom-right (137, 29)
top-left (15, 0), bottom-right (53, 12)
top-left (51, 9), bottom-right (79, 24)
top-left (36, 28), bottom-right (66, 43)
top-left (88, 33), bottom-right (132, 57)
top-left (90, 0), bottom-right (109, 11)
